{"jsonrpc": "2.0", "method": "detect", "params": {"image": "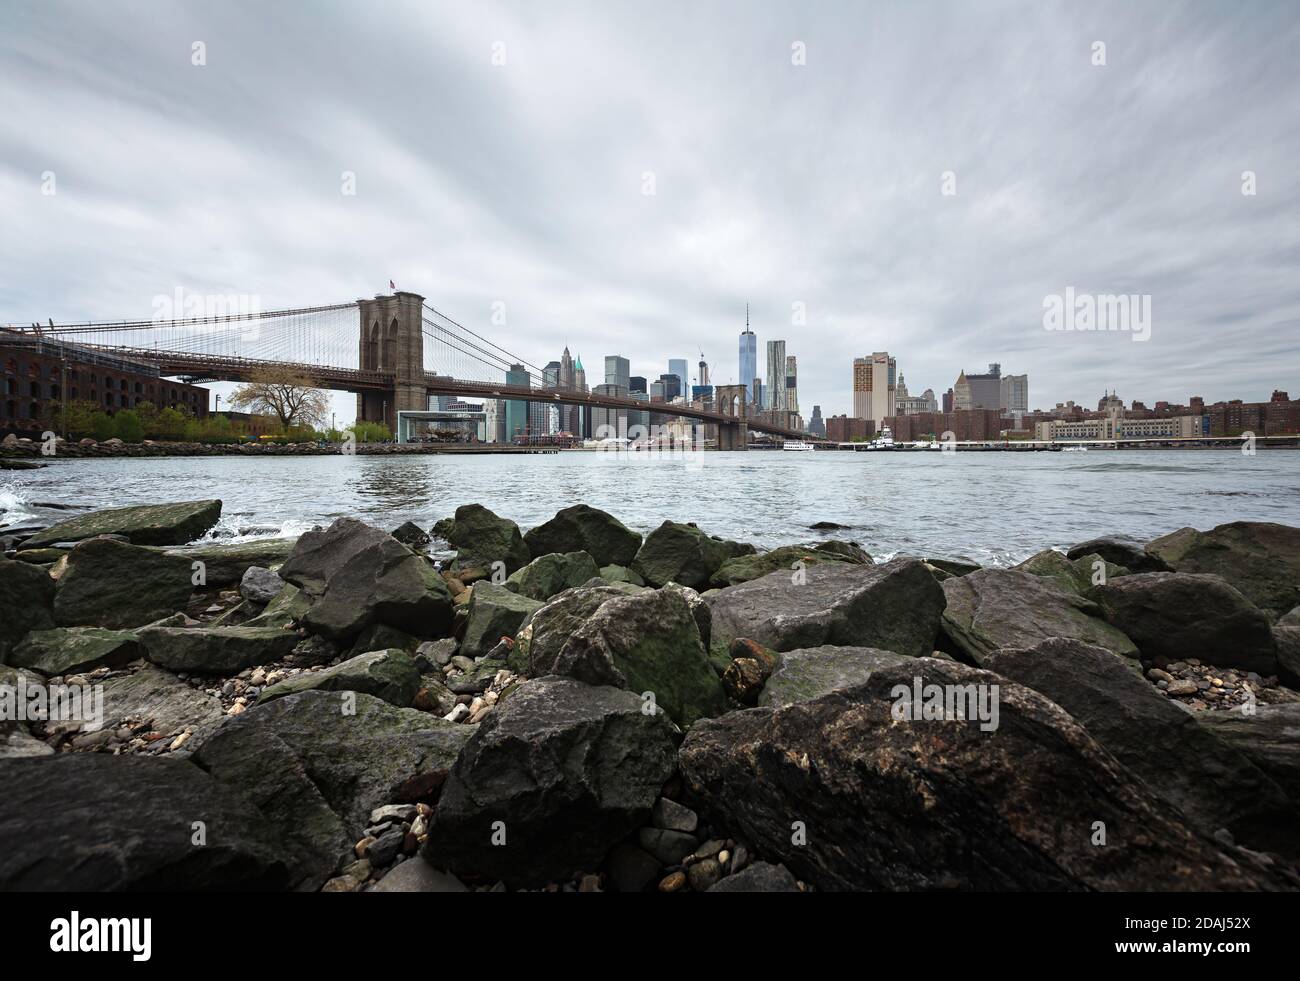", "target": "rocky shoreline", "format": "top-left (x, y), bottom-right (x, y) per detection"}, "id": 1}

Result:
top-left (0, 433), bottom-right (549, 459)
top-left (2, 497), bottom-right (1299, 891)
